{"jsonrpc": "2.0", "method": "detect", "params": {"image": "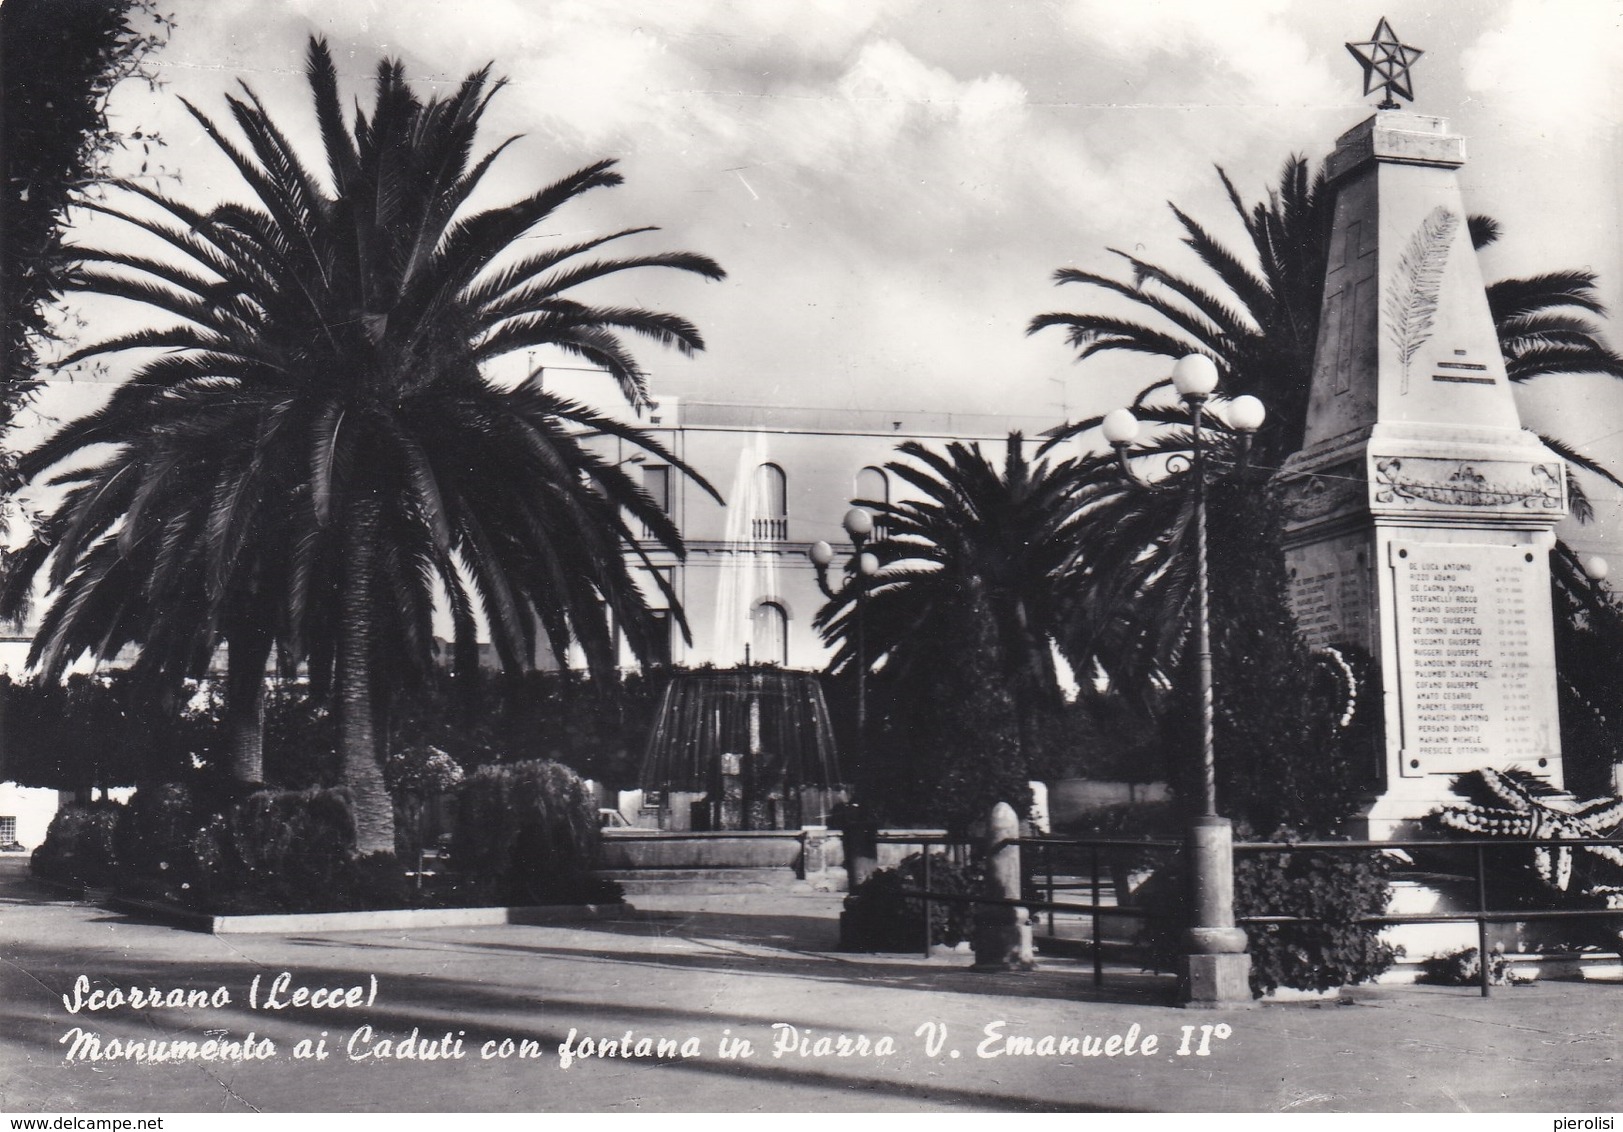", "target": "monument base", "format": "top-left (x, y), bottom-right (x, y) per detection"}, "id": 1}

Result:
top-left (1351, 797), bottom-right (1450, 842)
top-left (1179, 953), bottom-right (1254, 1008)
top-left (1378, 876), bottom-right (1502, 964)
